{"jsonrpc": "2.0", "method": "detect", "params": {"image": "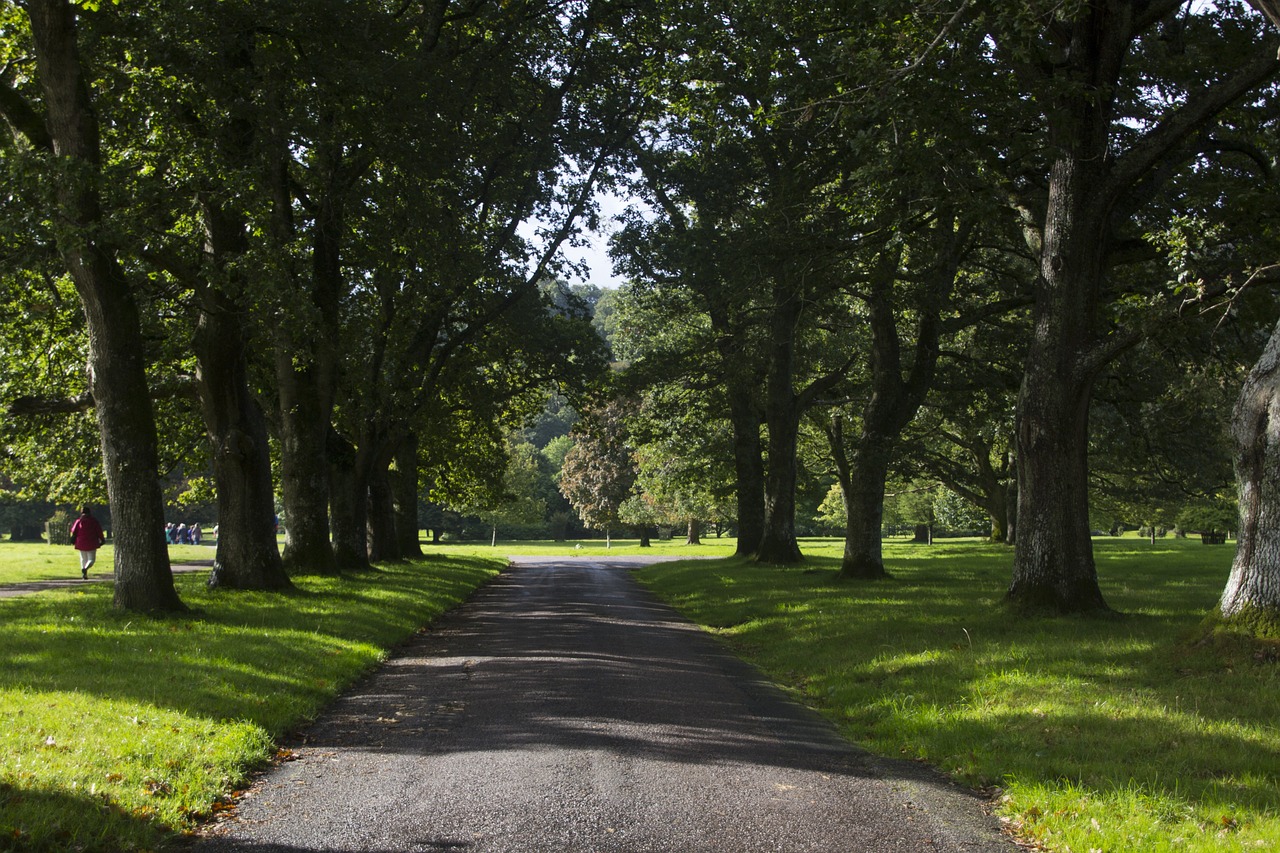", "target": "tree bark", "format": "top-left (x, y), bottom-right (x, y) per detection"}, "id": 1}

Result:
top-left (1219, 316), bottom-right (1280, 630)
top-left (726, 385), bottom-right (765, 557)
top-left (275, 345), bottom-right (337, 574)
top-left (685, 519), bottom-right (701, 545)
top-left (268, 135), bottom-right (341, 574)
top-left (195, 283), bottom-right (289, 591)
top-left (393, 434), bottom-right (423, 558)
top-left (26, 0), bottom-right (182, 612)
top-left (839, 437), bottom-right (894, 579)
top-left (366, 458), bottom-right (400, 562)
top-left (706, 296), bottom-right (766, 558)
top-left (1010, 344), bottom-right (1109, 611)
top-left (756, 292), bottom-right (804, 564)
top-left (185, 25), bottom-right (290, 592)
top-left (328, 430), bottom-right (372, 572)
top-left (835, 228), bottom-right (955, 579)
